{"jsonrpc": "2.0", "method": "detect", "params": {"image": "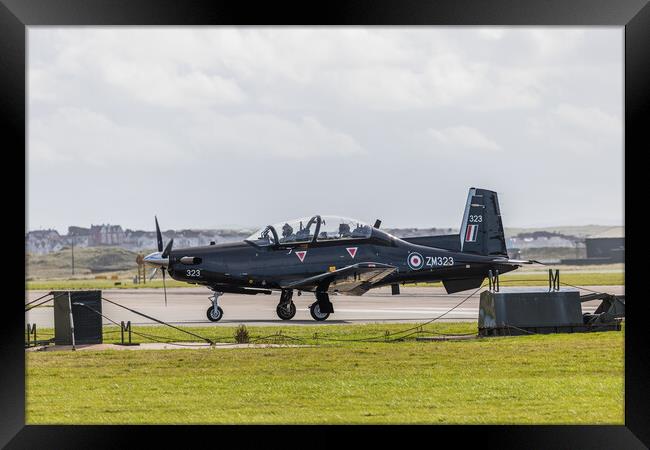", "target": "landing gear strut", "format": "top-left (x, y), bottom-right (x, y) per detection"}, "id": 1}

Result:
top-left (276, 289), bottom-right (296, 320)
top-left (206, 290), bottom-right (224, 322)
